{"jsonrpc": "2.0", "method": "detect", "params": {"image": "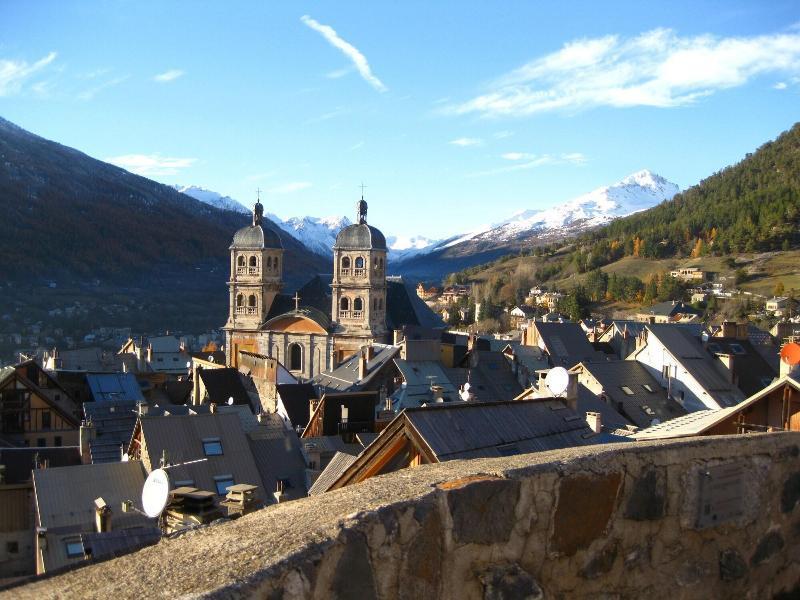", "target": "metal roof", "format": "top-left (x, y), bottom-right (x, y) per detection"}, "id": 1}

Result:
top-left (333, 223), bottom-right (386, 250)
top-left (86, 373), bottom-right (145, 403)
top-left (532, 322), bottom-right (599, 367)
top-left (0, 446), bottom-right (82, 484)
top-left (247, 425), bottom-right (307, 502)
top-left (392, 359), bottom-right (459, 408)
top-left (198, 368), bottom-right (251, 406)
top-left (403, 399), bottom-right (619, 461)
top-left (385, 278), bottom-right (446, 330)
top-left (313, 345), bottom-right (399, 392)
top-left (83, 400), bottom-right (139, 463)
top-left (230, 223), bottom-right (283, 249)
